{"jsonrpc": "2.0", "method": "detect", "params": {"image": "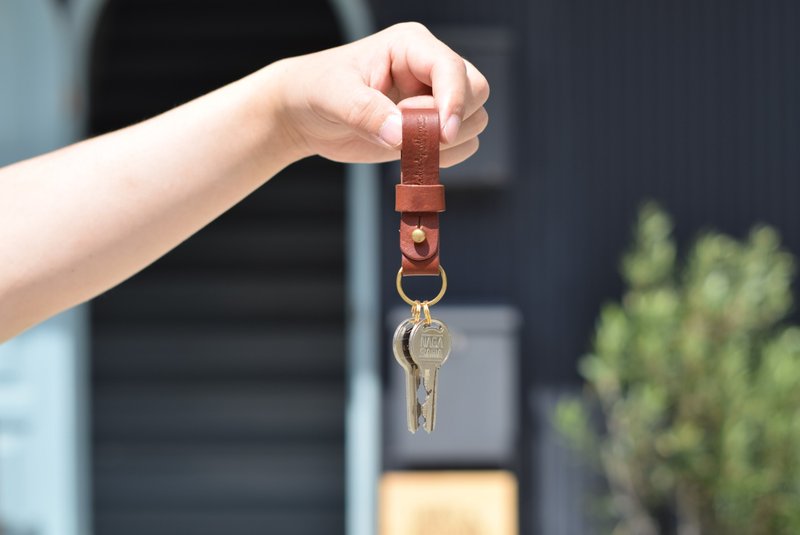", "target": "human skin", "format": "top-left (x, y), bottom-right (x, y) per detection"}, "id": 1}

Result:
top-left (0, 22), bottom-right (490, 342)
